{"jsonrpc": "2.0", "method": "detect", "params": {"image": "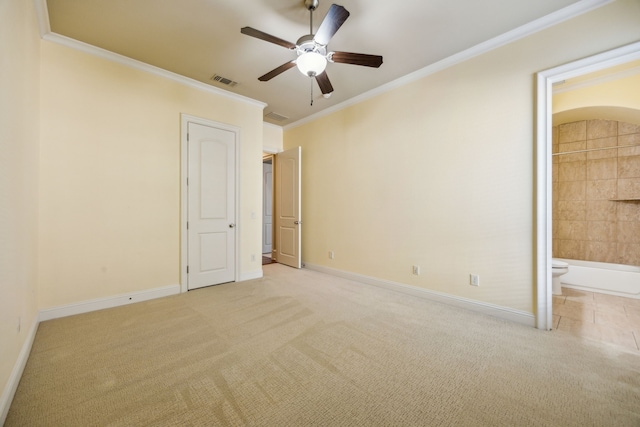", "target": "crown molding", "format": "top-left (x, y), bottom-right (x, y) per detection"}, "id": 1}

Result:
top-left (34, 1), bottom-right (266, 110)
top-left (262, 121), bottom-right (284, 130)
top-left (285, 0), bottom-right (615, 130)
top-left (33, 0), bottom-right (50, 37)
top-left (42, 33), bottom-right (267, 109)
top-left (33, 0), bottom-right (613, 127)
